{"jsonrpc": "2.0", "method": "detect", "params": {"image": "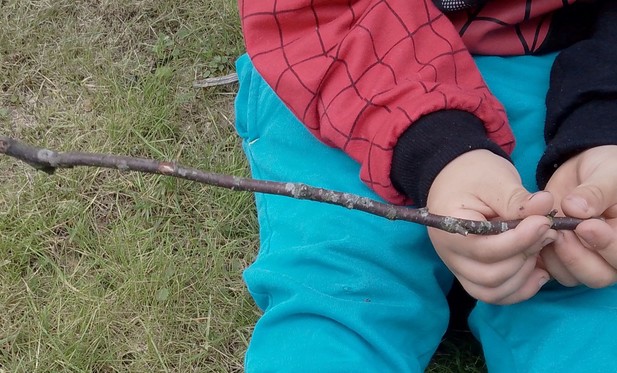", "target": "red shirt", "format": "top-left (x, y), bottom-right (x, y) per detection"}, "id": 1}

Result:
top-left (239, 0), bottom-right (580, 204)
